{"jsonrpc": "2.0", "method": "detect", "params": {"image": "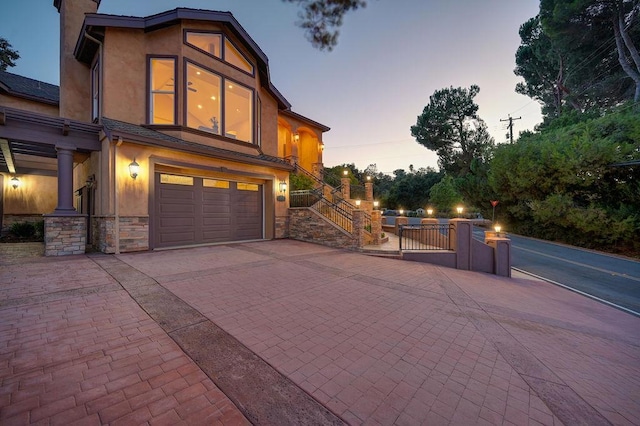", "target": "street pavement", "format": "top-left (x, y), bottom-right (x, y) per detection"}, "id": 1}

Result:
top-left (1, 240), bottom-right (639, 425)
